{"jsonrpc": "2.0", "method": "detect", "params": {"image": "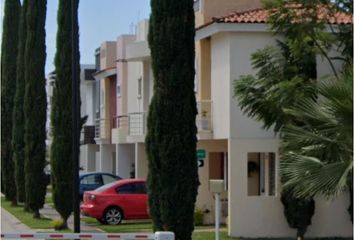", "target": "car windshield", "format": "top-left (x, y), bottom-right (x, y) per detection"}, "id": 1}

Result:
top-left (94, 181), bottom-right (117, 192)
